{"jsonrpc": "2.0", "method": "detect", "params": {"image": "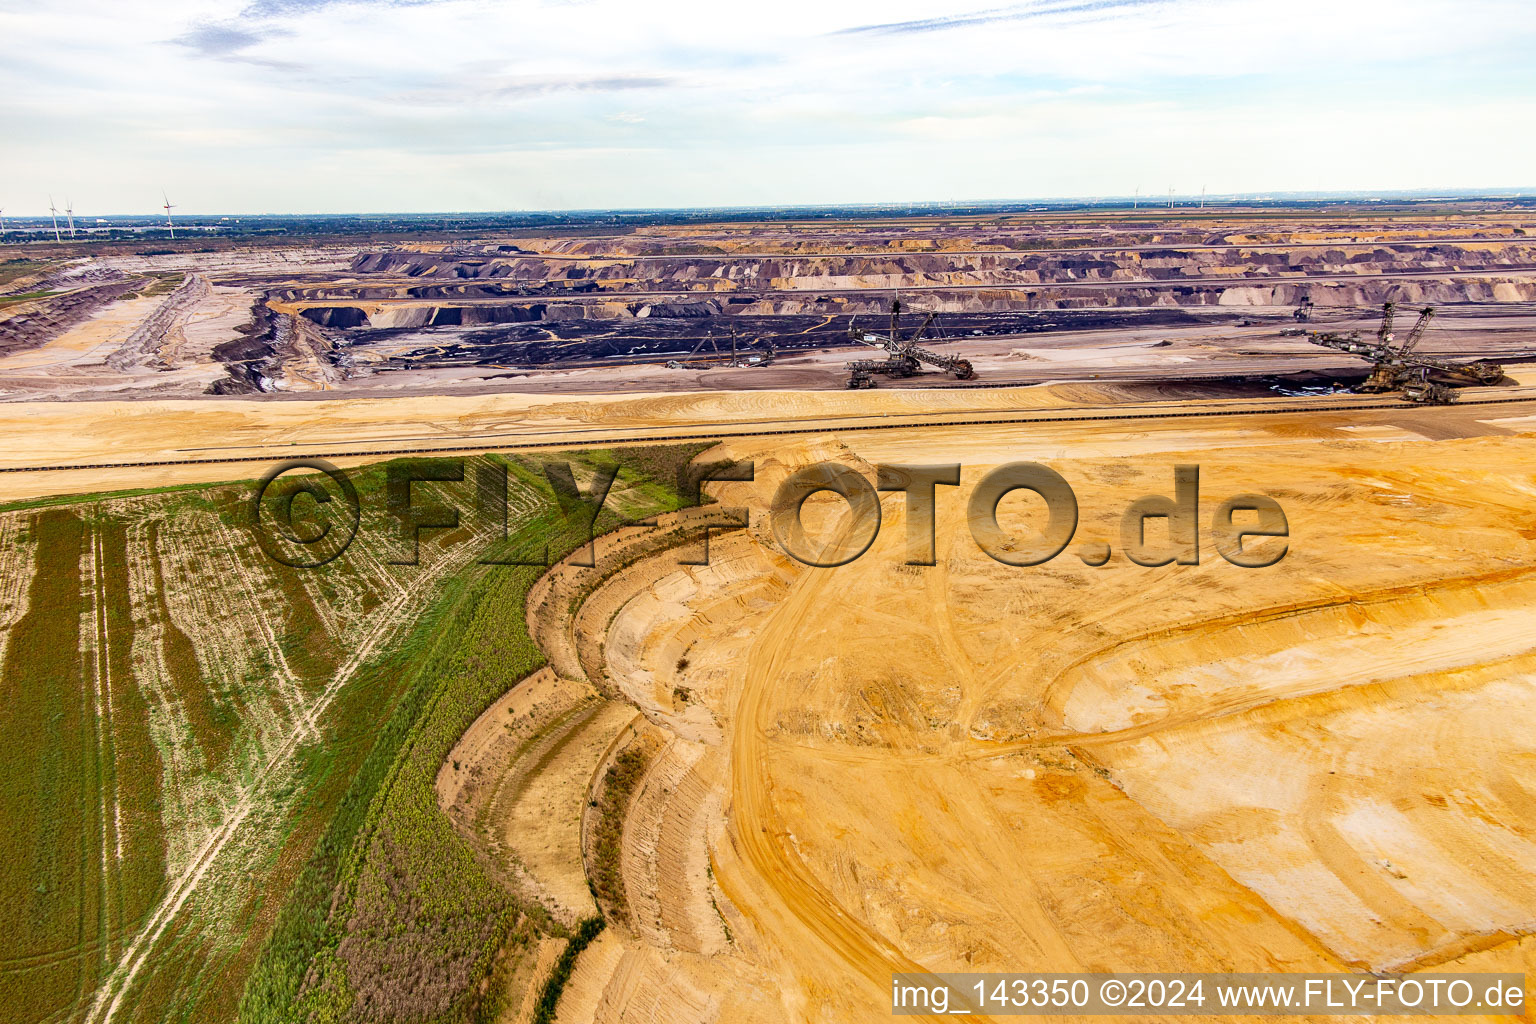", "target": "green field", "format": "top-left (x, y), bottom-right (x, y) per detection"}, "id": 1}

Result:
top-left (0, 289), bottom-right (61, 308)
top-left (0, 445), bottom-right (709, 1024)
